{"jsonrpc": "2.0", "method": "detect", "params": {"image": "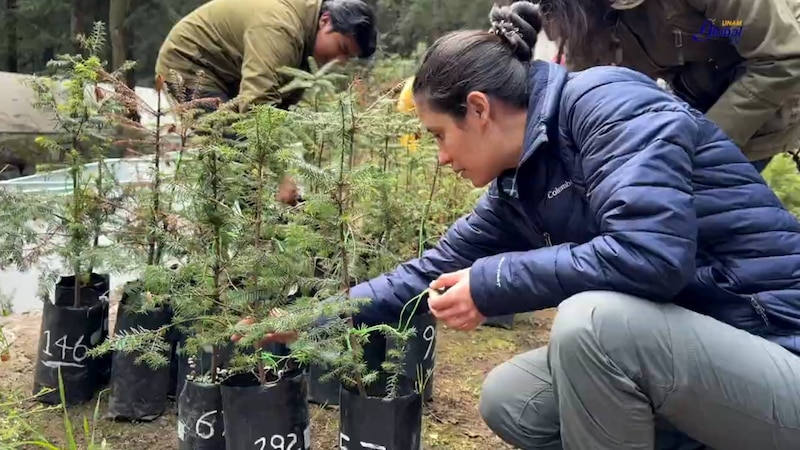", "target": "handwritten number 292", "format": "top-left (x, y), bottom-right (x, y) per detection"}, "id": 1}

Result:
top-left (255, 433), bottom-right (298, 450)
